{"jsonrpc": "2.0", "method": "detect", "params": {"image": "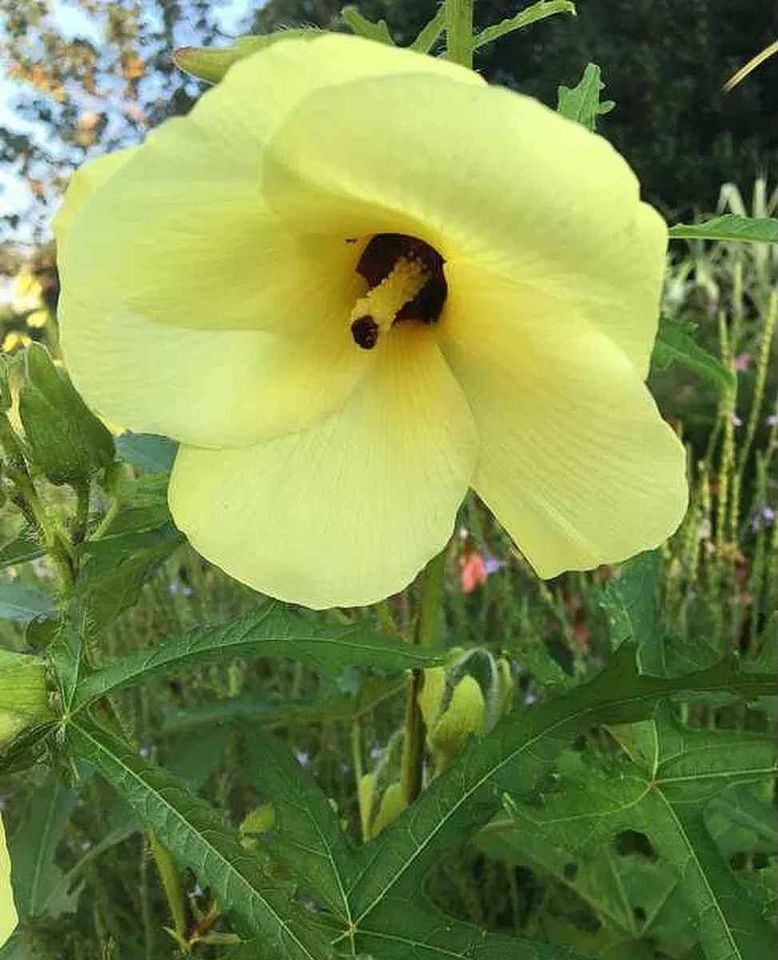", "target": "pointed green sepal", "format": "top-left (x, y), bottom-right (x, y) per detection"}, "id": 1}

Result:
top-left (18, 343), bottom-right (114, 486)
top-left (174, 30), bottom-right (320, 85)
